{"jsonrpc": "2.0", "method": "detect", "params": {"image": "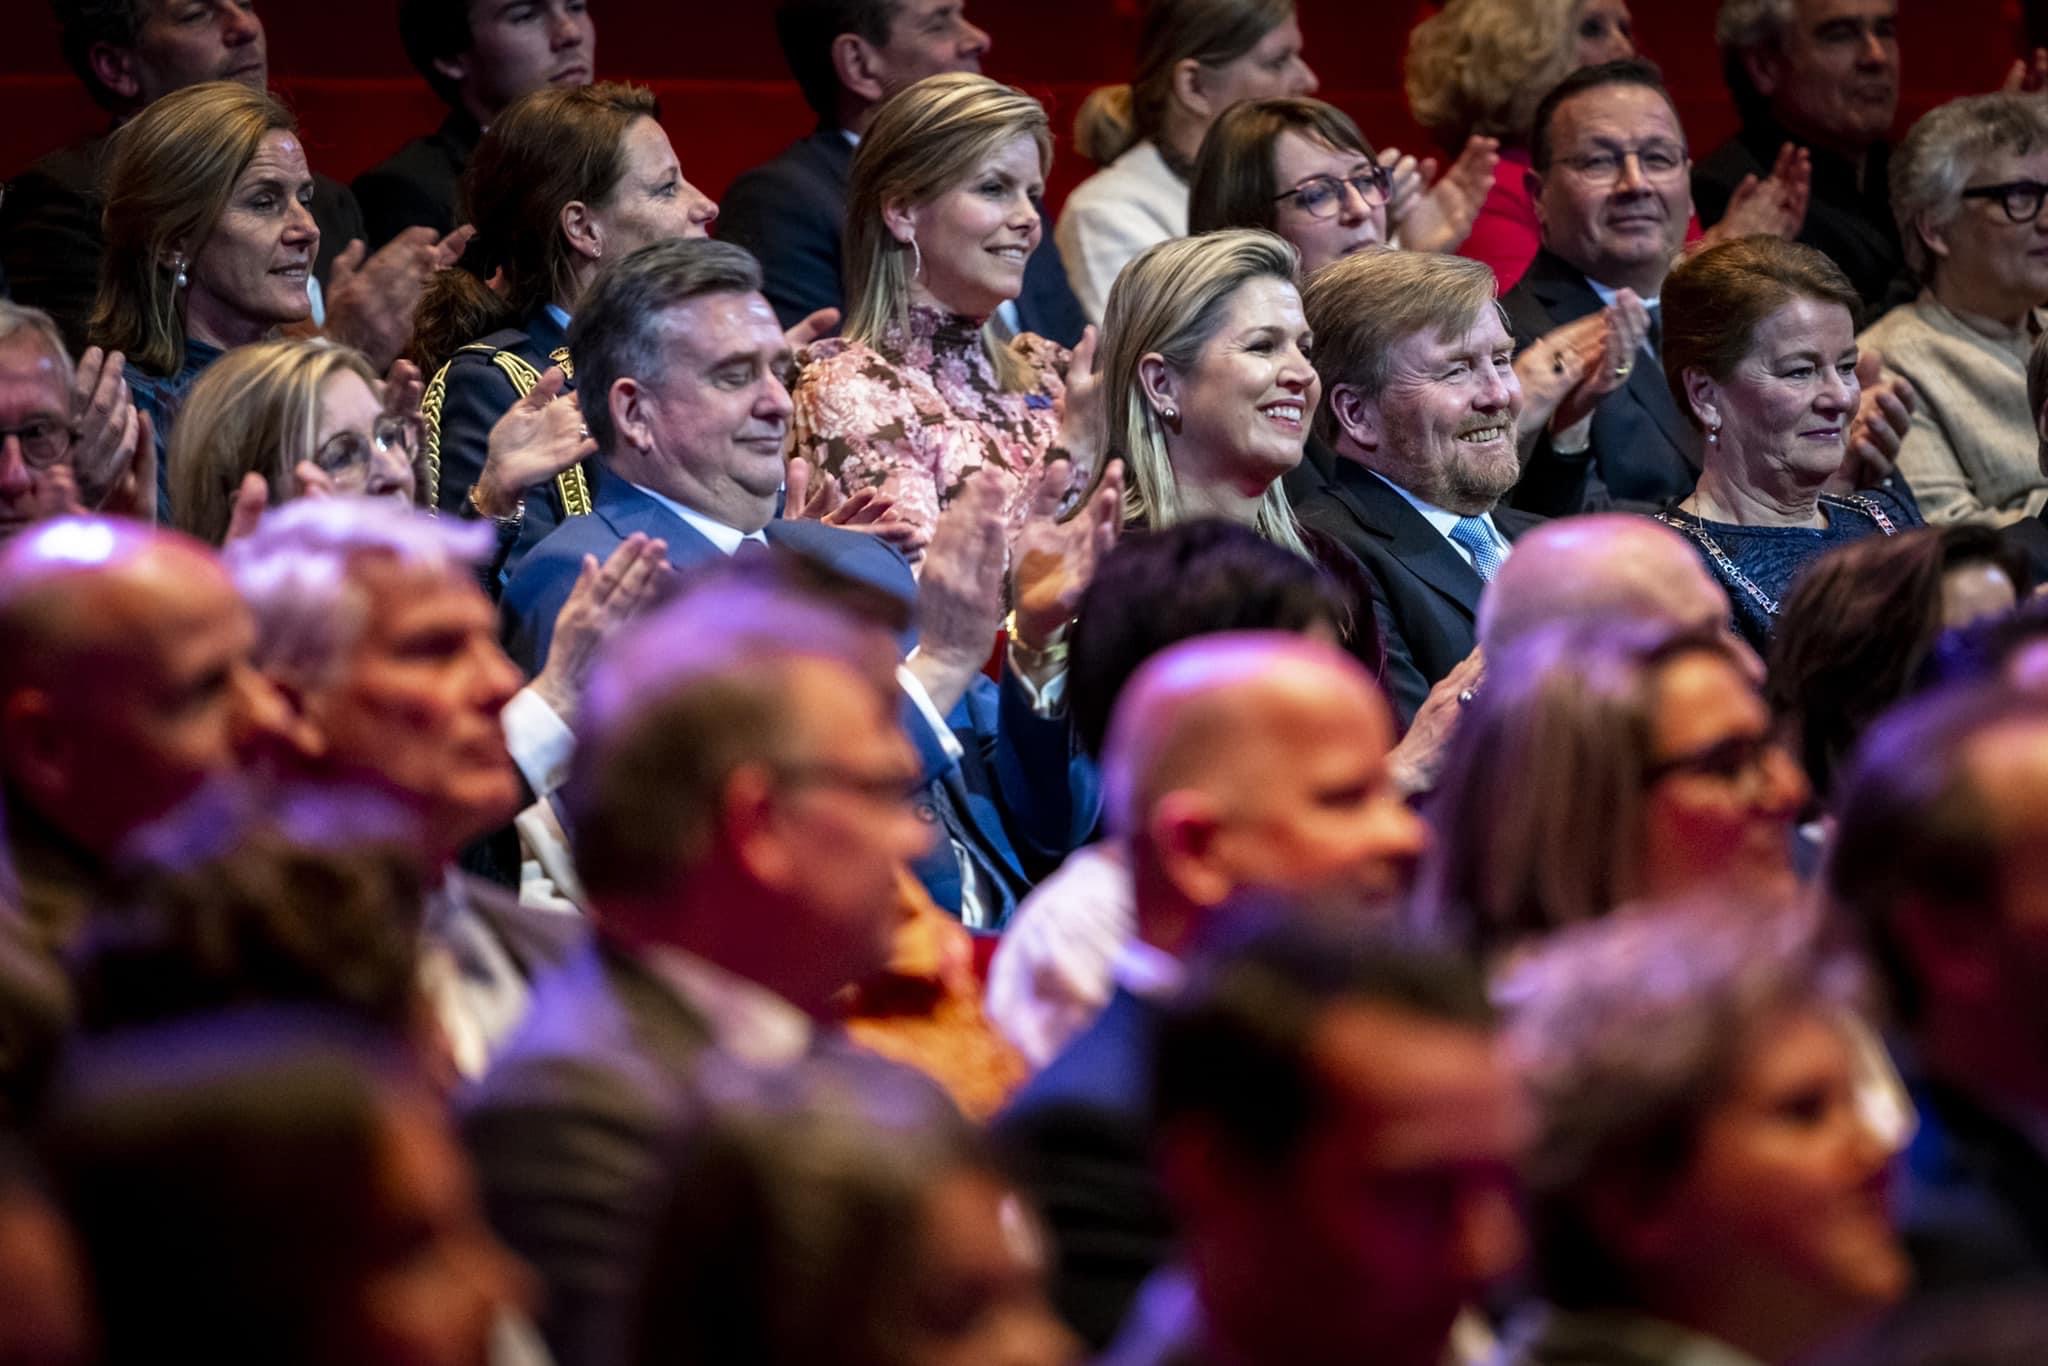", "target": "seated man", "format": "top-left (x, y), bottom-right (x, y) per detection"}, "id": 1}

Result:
top-left (1294, 248), bottom-right (1541, 723)
top-left (465, 560), bottom-right (956, 1366)
top-left (502, 237), bottom-right (1106, 926)
top-left (718, 0), bottom-right (1085, 345)
top-left (355, 0), bottom-right (598, 248)
top-left (0, 302), bottom-right (156, 536)
top-left (995, 632), bottom-right (1427, 1348)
